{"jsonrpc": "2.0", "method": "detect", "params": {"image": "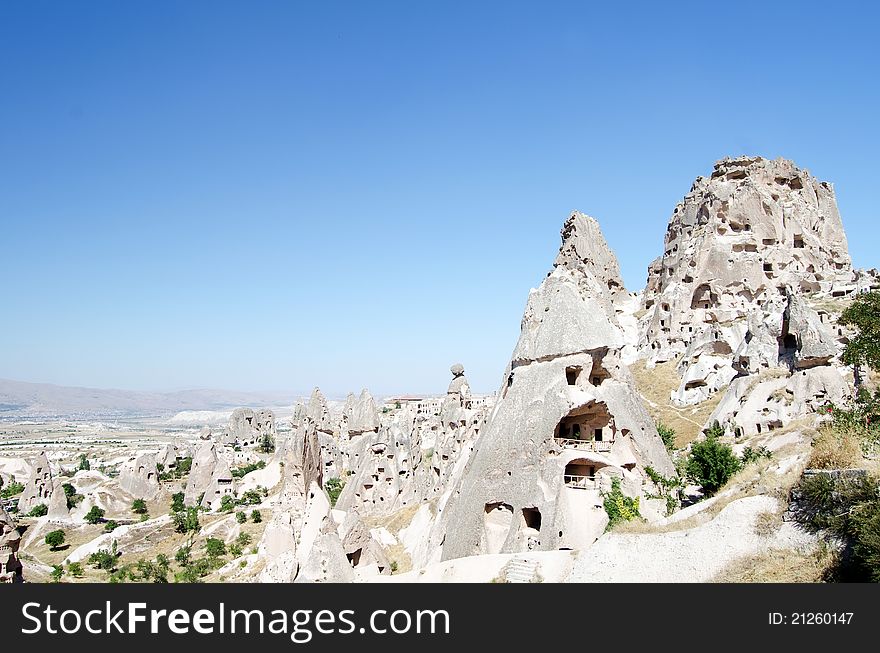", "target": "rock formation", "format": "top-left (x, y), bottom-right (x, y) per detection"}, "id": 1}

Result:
top-left (46, 481), bottom-right (70, 520)
top-left (200, 457), bottom-right (235, 510)
top-left (18, 452), bottom-right (53, 514)
top-left (637, 156), bottom-right (878, 406)
top-left (439, 212), bottom-right (675, 561)
top-left (0, 504), bottom-right (23, 583)
top-left (224, 408), bottom-right (276, 447)
top-left (344, 389), bottom-right (380, 436)
top-left (118, 451), bottom-right (161, 500)
top-left (184, 441), bottom-right (219, 507)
